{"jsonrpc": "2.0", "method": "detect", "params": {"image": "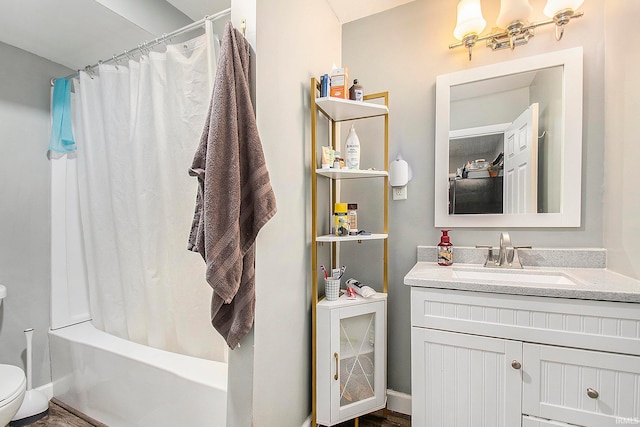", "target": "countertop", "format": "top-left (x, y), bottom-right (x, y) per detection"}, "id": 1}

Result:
top-left (404, 262), bottom-right (640, 303)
